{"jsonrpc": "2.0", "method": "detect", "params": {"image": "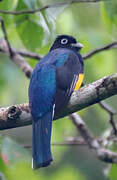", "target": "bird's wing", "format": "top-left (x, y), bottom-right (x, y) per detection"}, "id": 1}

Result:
top-left (54, 52), bottom-right (84, 116)
top-left (29, 64), bottom-right (56, 120)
